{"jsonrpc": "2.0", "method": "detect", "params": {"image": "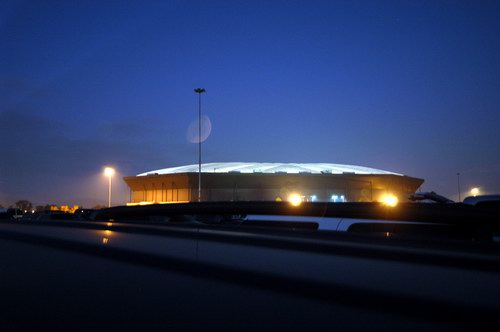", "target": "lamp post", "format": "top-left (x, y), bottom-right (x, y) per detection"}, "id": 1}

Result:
top-left (104, 167), bottom-right (115, 207)
top-left (456, 172), bottom-right (461, 202)
top-left (194, 88), bottom-right (206, 202)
